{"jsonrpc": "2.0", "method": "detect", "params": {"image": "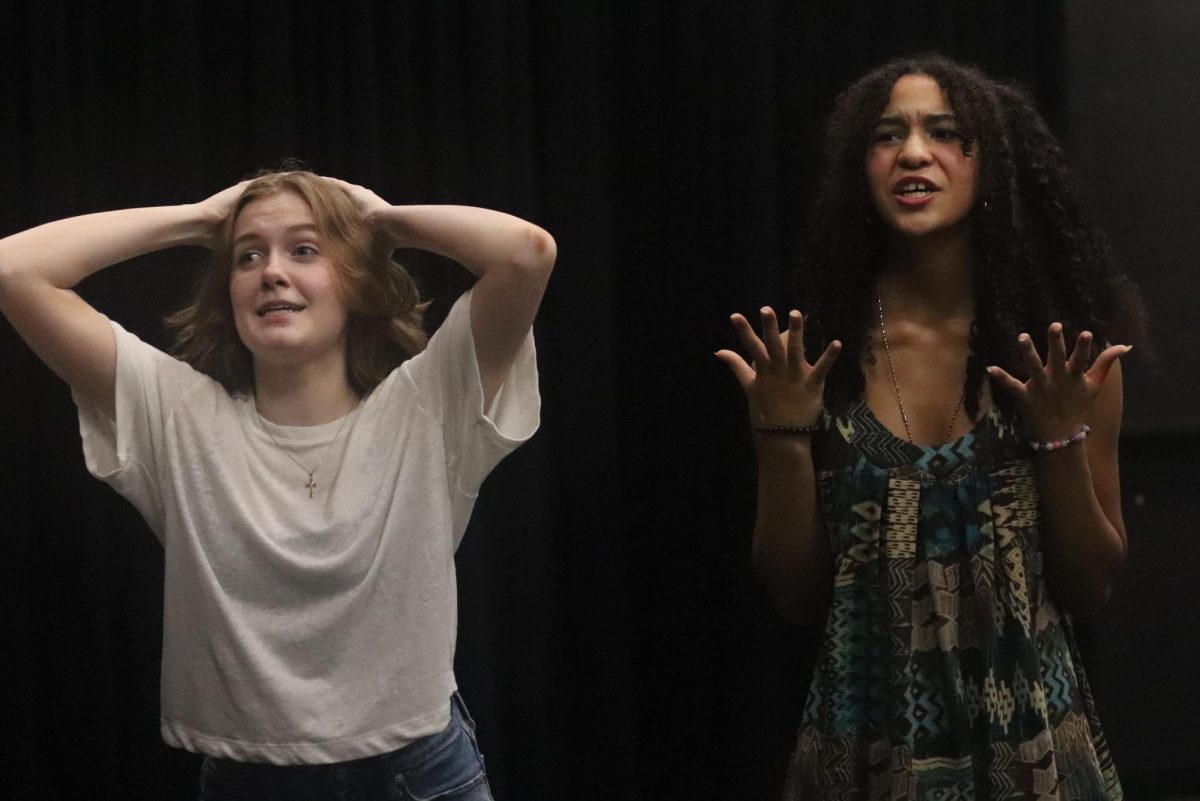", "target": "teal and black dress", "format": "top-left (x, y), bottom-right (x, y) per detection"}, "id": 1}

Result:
top-left (784, 399), bottom-right (1122, 800)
